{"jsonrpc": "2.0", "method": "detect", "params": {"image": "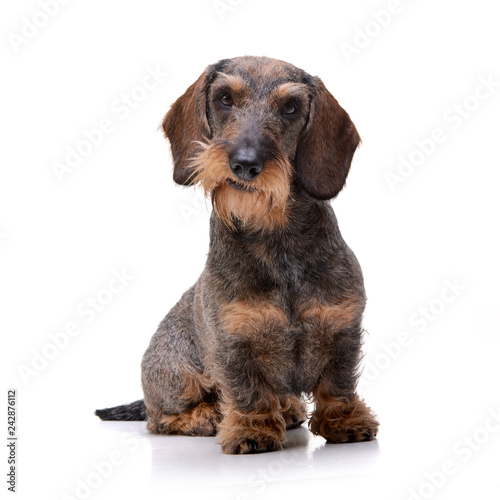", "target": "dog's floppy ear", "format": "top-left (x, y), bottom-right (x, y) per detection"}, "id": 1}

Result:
top-left (162, 68), bottom-right (212, 185)
top-left (295, 77), bottom-right (360, 200)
